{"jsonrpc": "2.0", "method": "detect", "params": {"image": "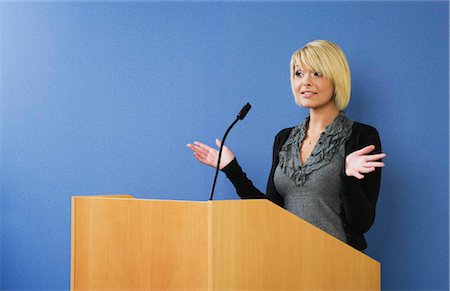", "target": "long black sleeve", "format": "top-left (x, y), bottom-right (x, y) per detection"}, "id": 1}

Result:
top-left (221, 157), bottom-right (266, 199)
top-left (221, 128), bottom-right (292, 206)
top-left (341, 123), bottom-right (382, 238)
